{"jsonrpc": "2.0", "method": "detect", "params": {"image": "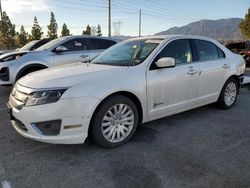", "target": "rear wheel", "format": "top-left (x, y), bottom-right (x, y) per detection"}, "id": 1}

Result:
top-left (217, 78), bottom-right (238, 109)
top-left (91, 95), bottom-right (139, 148)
